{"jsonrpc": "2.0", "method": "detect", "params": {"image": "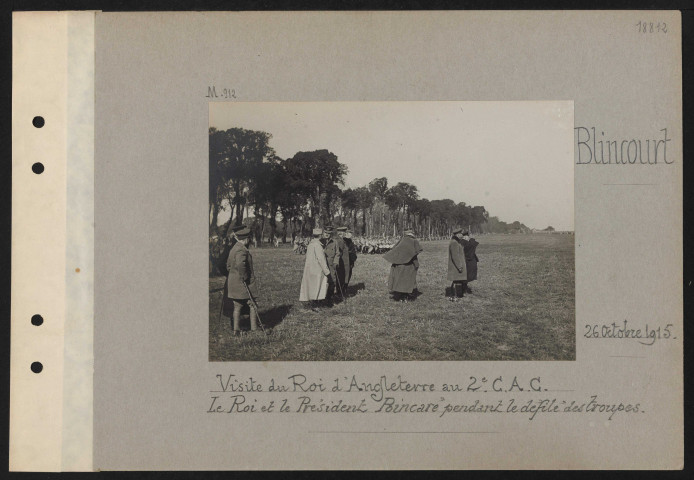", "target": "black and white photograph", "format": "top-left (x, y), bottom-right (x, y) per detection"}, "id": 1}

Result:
top-left (209, 101), bottom-right (574, 361)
